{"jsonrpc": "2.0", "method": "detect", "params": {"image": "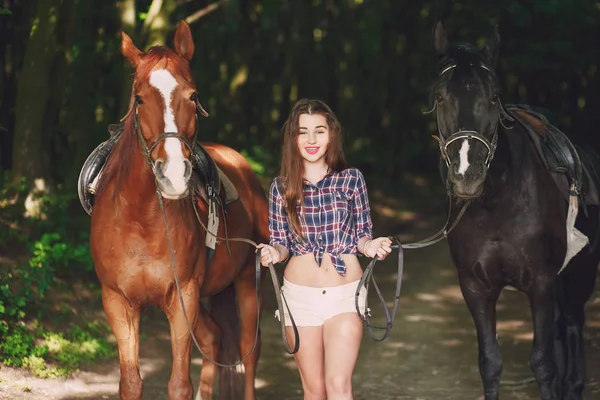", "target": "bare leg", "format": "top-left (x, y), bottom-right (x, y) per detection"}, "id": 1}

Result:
top-left (286, 325), bottom-right (326, 400)
top-left (323, 313), bottom-right (363, 400)
top-left (102, 288), bottom-right (143, 400)
top-left (165, 282), bottom-right (200, 400)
